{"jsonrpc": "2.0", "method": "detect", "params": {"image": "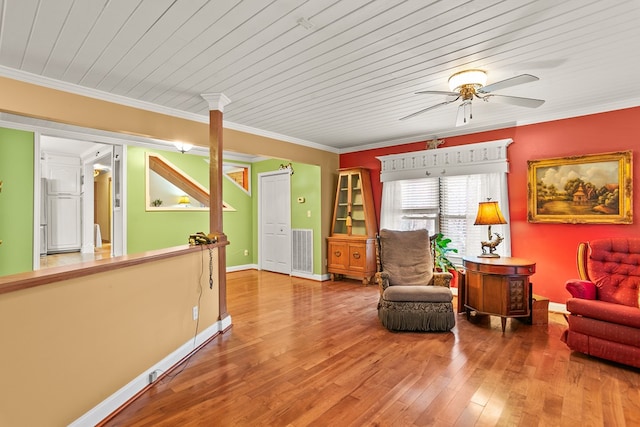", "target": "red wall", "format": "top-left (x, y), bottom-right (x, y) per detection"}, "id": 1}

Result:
top-left (340, 107), bottom-right (640, 305)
